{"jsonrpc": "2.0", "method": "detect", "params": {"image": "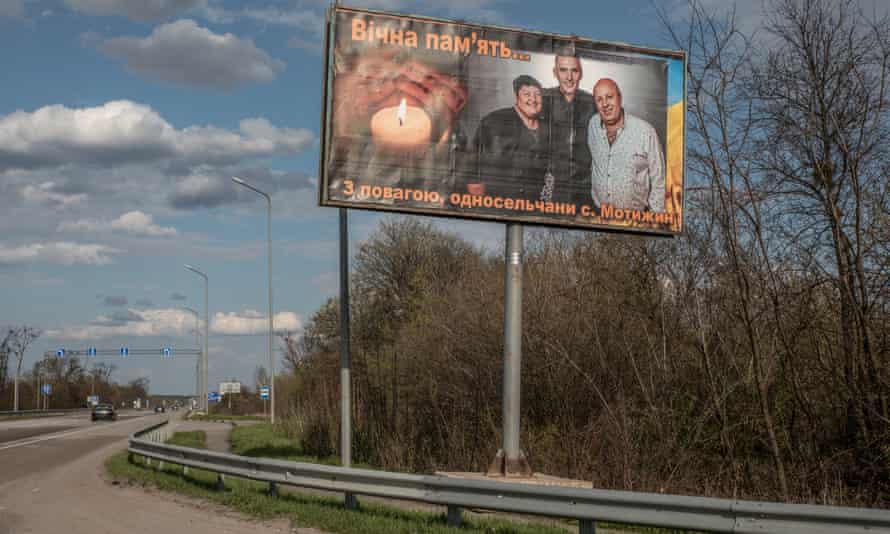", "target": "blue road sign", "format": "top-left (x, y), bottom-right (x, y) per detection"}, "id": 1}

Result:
top-left (260, 386), bottom-right (270, 399)
top-left (120, 347), bottom-right (129, 357)
top-left (87, 347), bottom-right (97, 357)
top-left (56, 349), bottom-right (65, 358)
top-left (162, 347), bottom-right (172, 358)
top-left (42, 384), bottom-right (52, 395)
top-left (208, 391), bottom-right (221, 403)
